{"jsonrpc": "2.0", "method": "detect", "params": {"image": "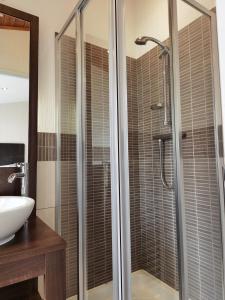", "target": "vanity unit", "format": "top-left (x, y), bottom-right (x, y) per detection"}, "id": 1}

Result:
top-left (0, 218), bottom-right (66, 300)
top-left (0, 4), bottom-right (66, 299)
